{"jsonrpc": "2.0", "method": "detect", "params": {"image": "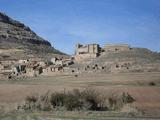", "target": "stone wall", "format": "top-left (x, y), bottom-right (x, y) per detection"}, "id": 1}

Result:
top-left (75, 44), bottom-right (100, 55)
top-left (105, 44), bottom-right (130, 52)
top-left (74, 53), bottom-right (98, 62)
